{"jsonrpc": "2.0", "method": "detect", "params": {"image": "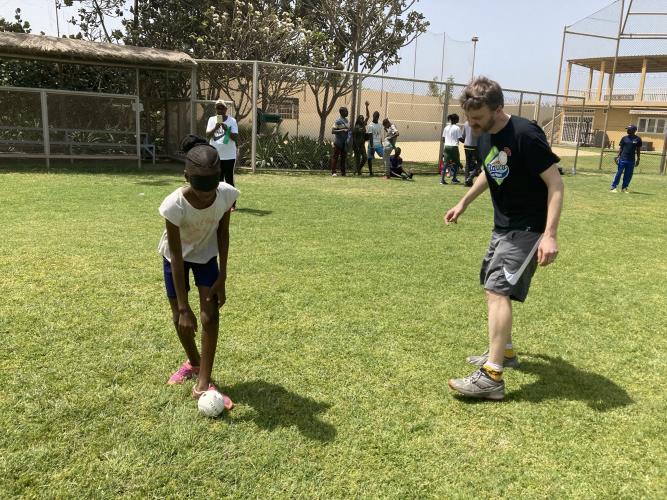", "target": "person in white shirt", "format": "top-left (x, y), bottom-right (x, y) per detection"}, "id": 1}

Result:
top-left (382, 118), bottom-right (399, 179)
top-left (441, 113), bottom-right (464, 185)
top-left (365, 101), bottom-right (383, 176)
top-left (158, 135), bottom-right (239, 408)
top-left (206, 100), bottom-right (238, 209)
